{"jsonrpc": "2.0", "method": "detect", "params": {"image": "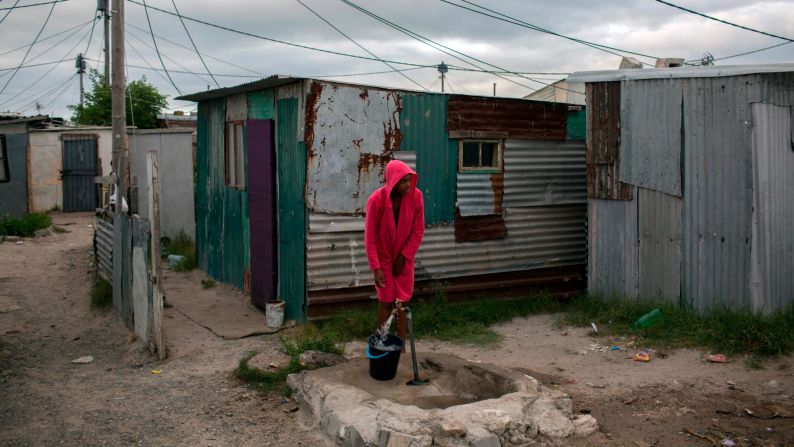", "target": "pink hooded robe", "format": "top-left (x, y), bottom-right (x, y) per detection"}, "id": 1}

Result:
top-left (364, 160), bottom-right (425, 302)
